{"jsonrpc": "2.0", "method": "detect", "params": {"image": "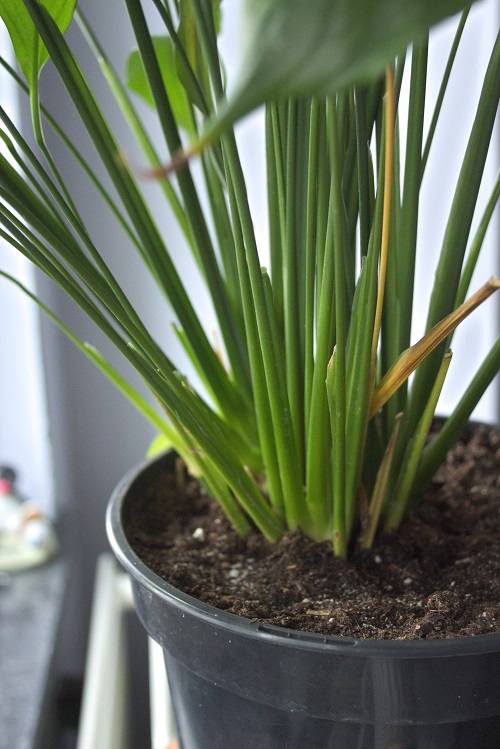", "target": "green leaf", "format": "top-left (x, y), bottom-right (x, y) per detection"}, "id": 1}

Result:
top-left (204, 0), bottom-right (474, 139)
top-left (126, 36), bottom-right (192, 132)
top-left (146, 432), bottom-right (174, 458)
top-left (0, 0), bottom-right (76, 82)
